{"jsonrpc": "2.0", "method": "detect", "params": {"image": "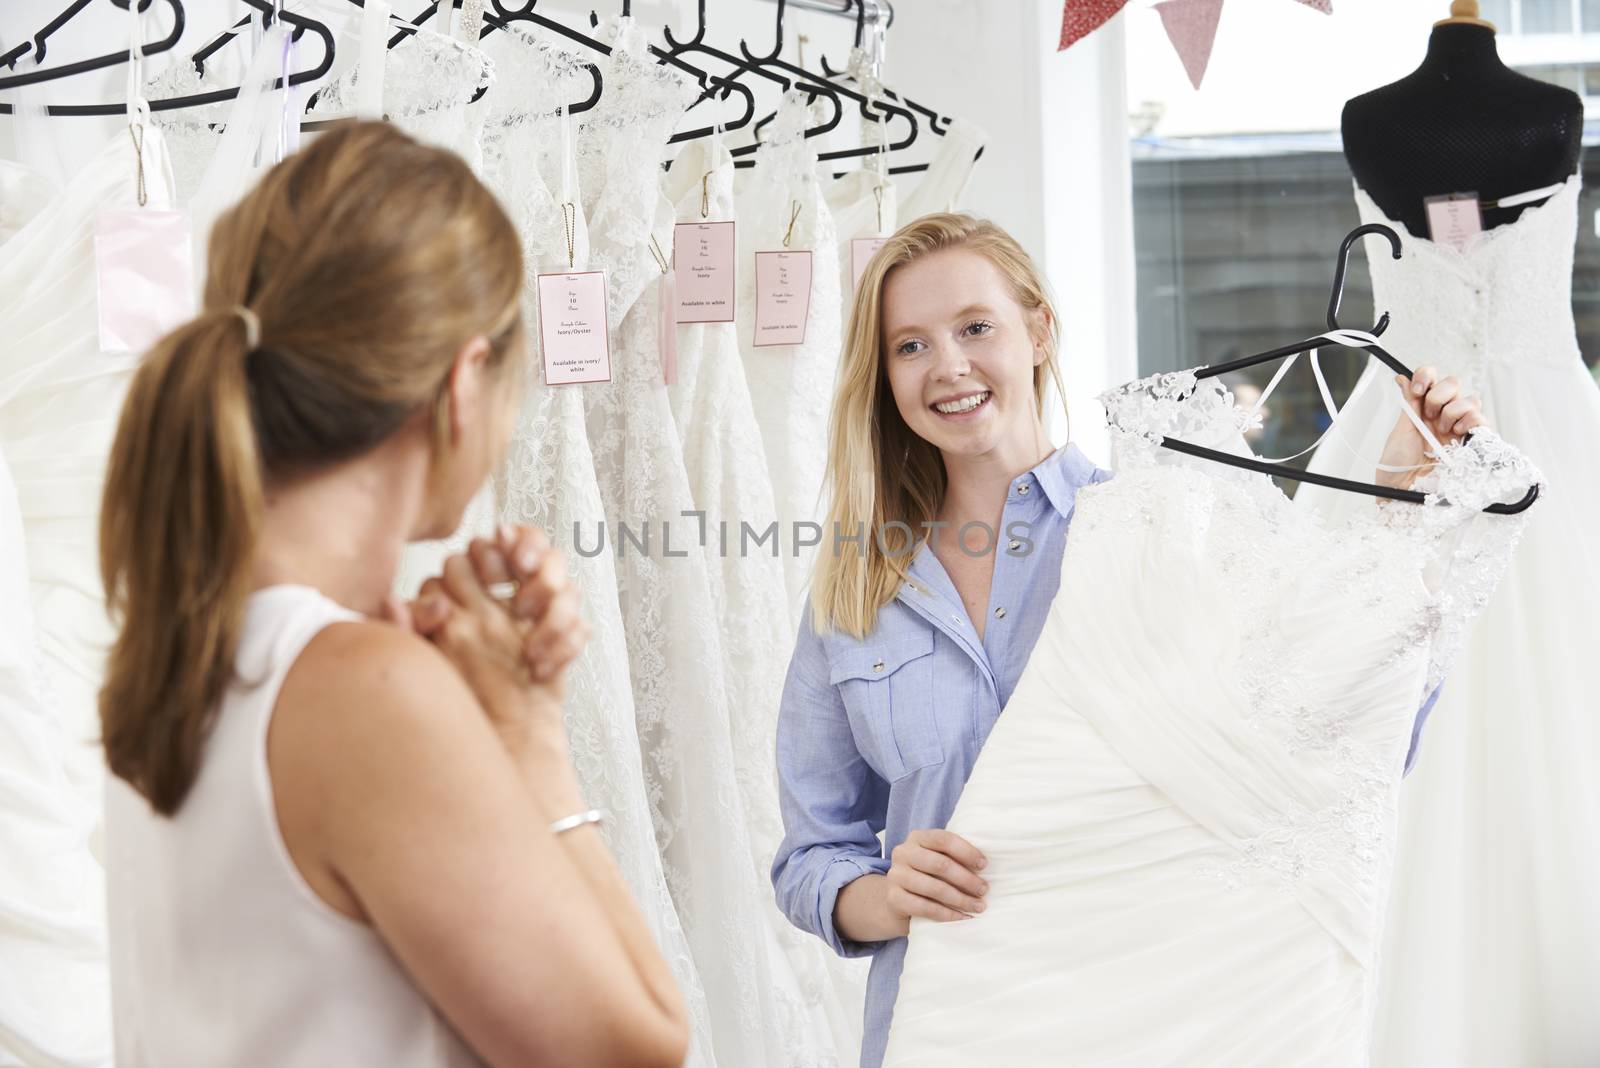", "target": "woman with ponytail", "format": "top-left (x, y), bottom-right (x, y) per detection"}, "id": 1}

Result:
top-left (98, 121), bottom-right (688, 1068)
